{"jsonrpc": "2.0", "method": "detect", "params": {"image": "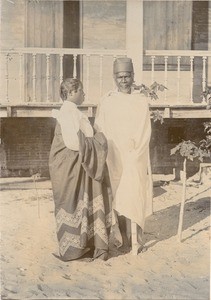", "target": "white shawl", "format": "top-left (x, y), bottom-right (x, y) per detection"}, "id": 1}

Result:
top-left (95, 91), bottom-right (152, 229)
